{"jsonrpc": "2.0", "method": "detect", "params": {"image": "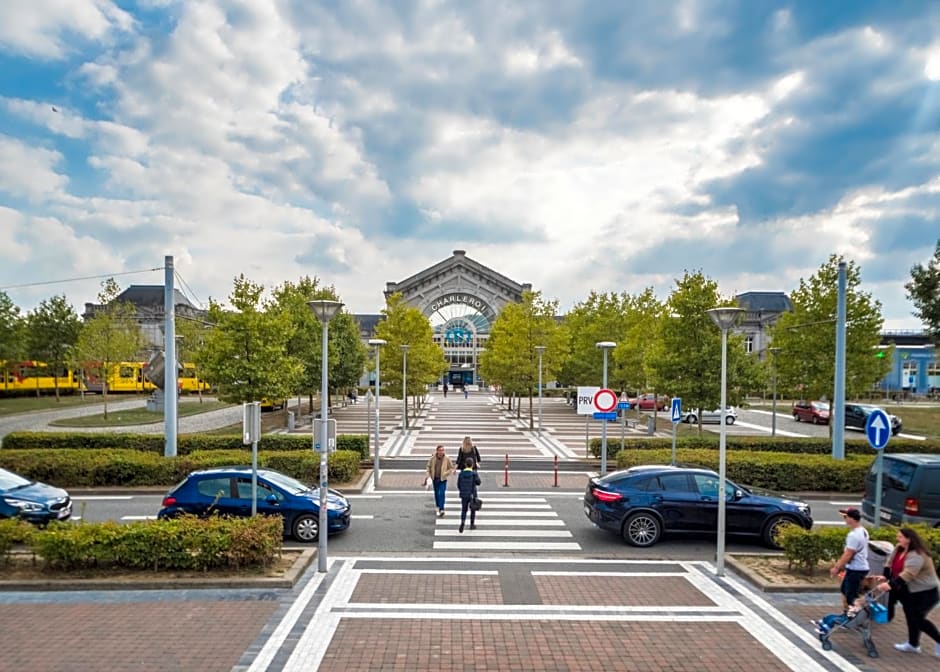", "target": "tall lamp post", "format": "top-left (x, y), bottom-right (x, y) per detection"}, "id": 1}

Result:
top-left (706, 307), bottom-right (744, 577)
top-left (400, 344), bottom-right (411, 430)
top-left (535, 345), bottom-right (546, 435)
top-left (368, 338), bottom-right (387, 489)
top-left (596, 341), bottom-right (617, 474)
top-left (308, 299), bottom-right (343, 573)
top-left (769, 347), bottom-right (780, 438)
